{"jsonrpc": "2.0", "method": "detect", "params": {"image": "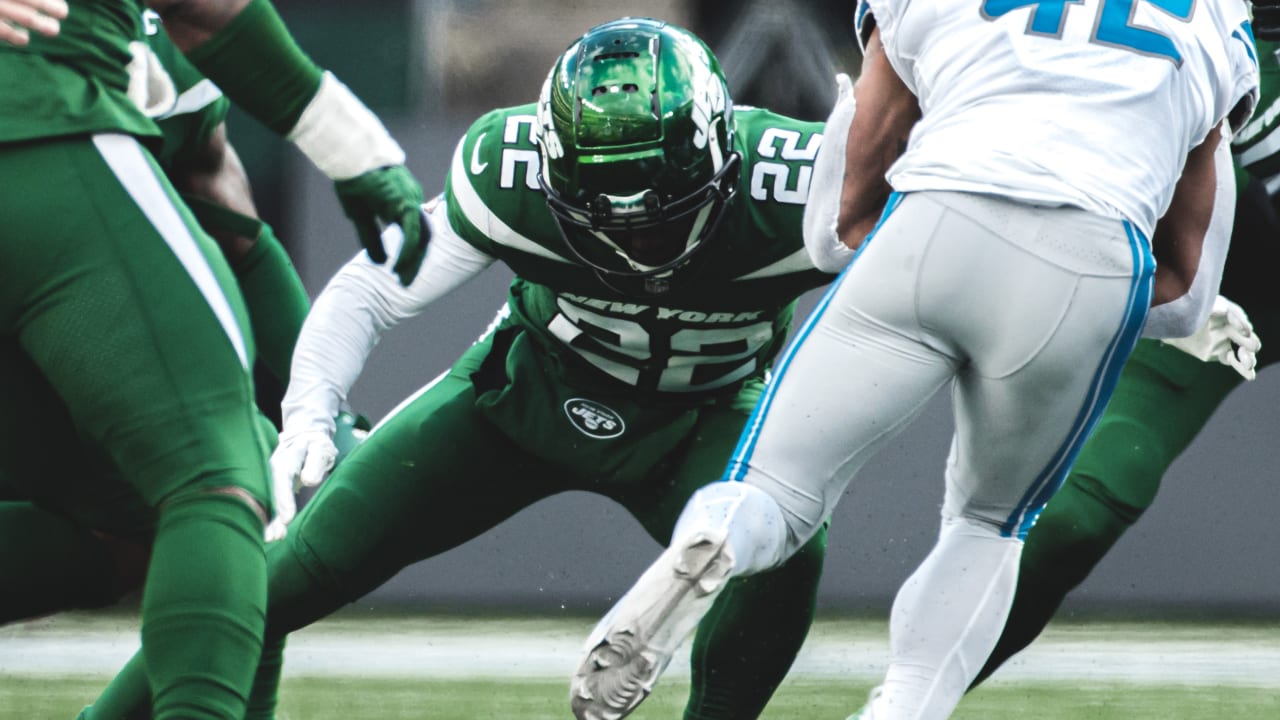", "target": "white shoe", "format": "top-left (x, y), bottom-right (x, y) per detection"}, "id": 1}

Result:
top-left (570, 531), bottom-right (736, 720)
top-left (846, 686), bottom-right (883, 720)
